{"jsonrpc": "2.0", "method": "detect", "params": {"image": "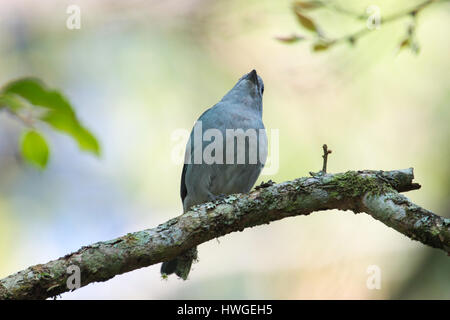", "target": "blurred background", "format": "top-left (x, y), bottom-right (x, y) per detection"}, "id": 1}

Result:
top-left (0, 0), bottom-right (449, 299)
